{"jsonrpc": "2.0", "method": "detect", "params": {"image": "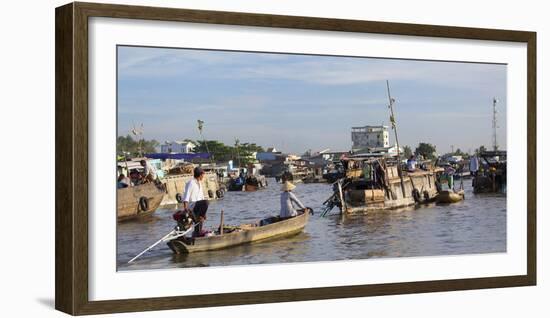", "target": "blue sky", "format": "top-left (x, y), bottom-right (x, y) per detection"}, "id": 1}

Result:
top-left (117, 46), bottom-right (507, 154)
